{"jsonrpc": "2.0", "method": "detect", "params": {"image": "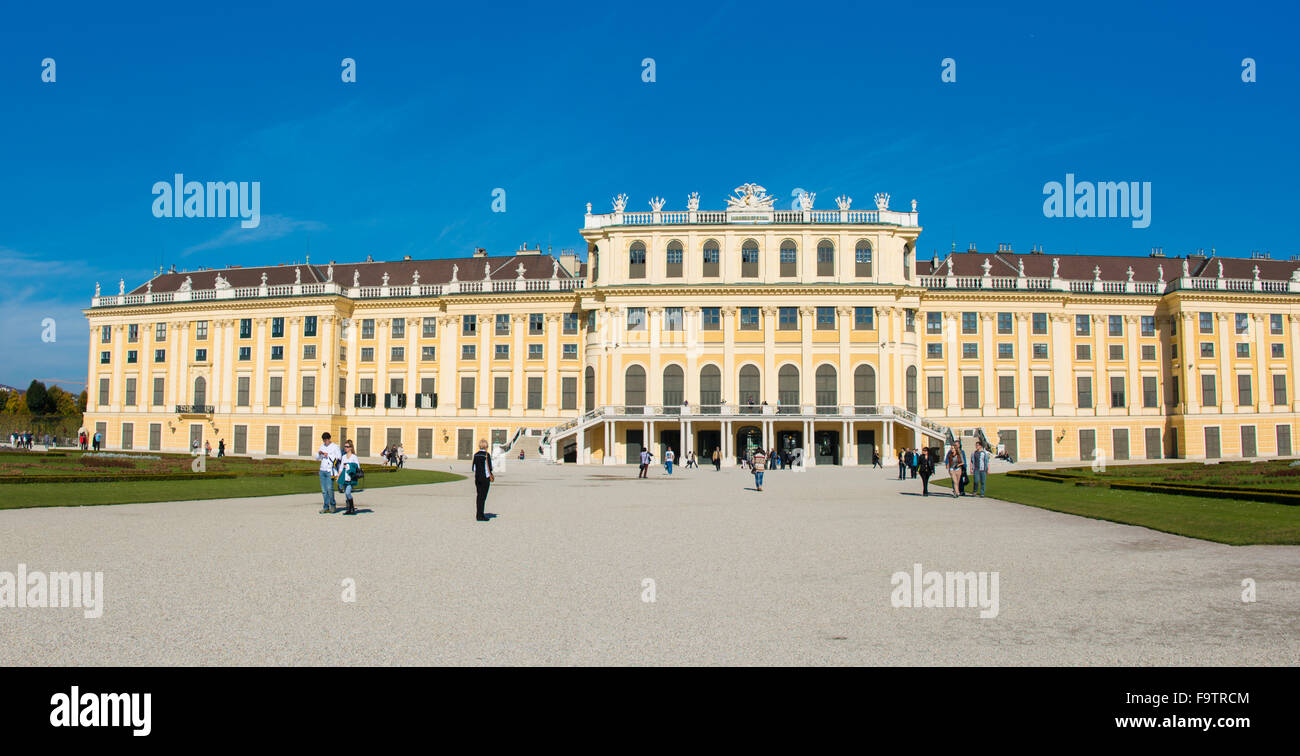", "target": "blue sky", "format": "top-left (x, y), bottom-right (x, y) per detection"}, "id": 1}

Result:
top-left (0, 0), bottom-right (1296, 389)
